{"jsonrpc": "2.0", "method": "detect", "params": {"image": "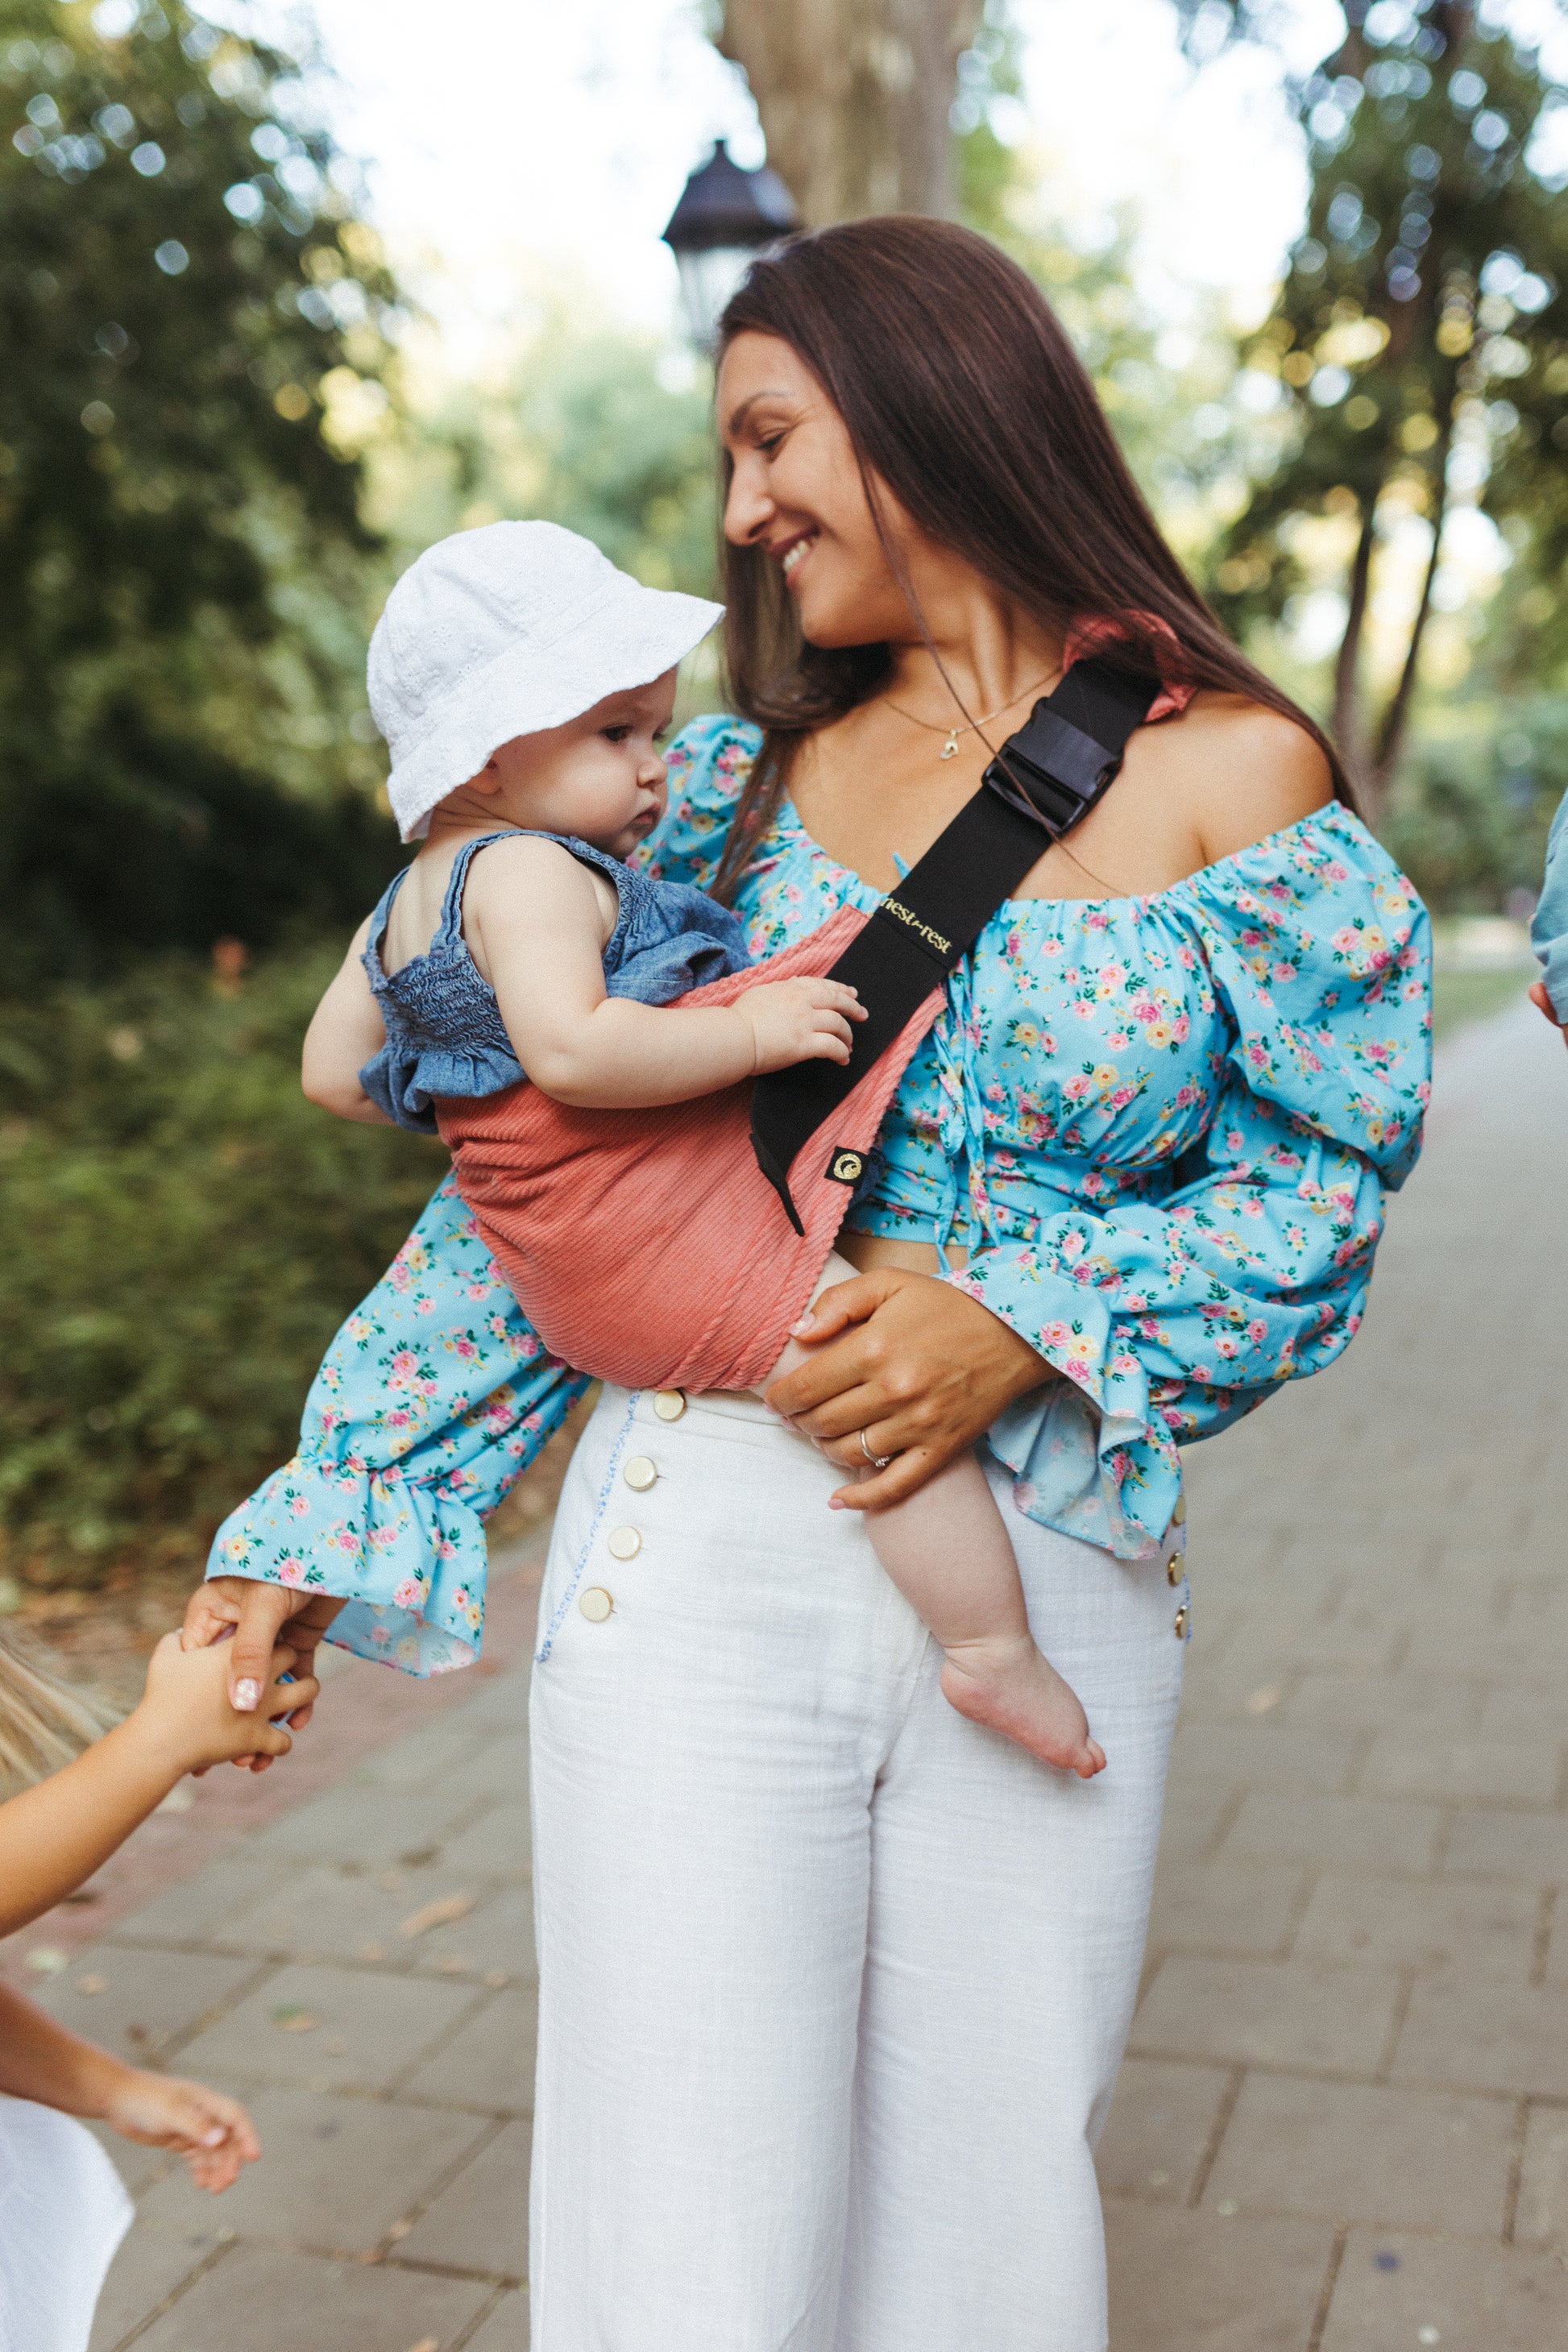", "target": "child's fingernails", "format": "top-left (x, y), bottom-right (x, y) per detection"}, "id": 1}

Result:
top-left (791, 1313), bottom-right (816, 1334)
top-left (201, 2127), bottom-right (226, 2147)
top-left (828, 1496), bottom-right (845, 1510)
top-left (233, 1678), bottom-right (260, 1712)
